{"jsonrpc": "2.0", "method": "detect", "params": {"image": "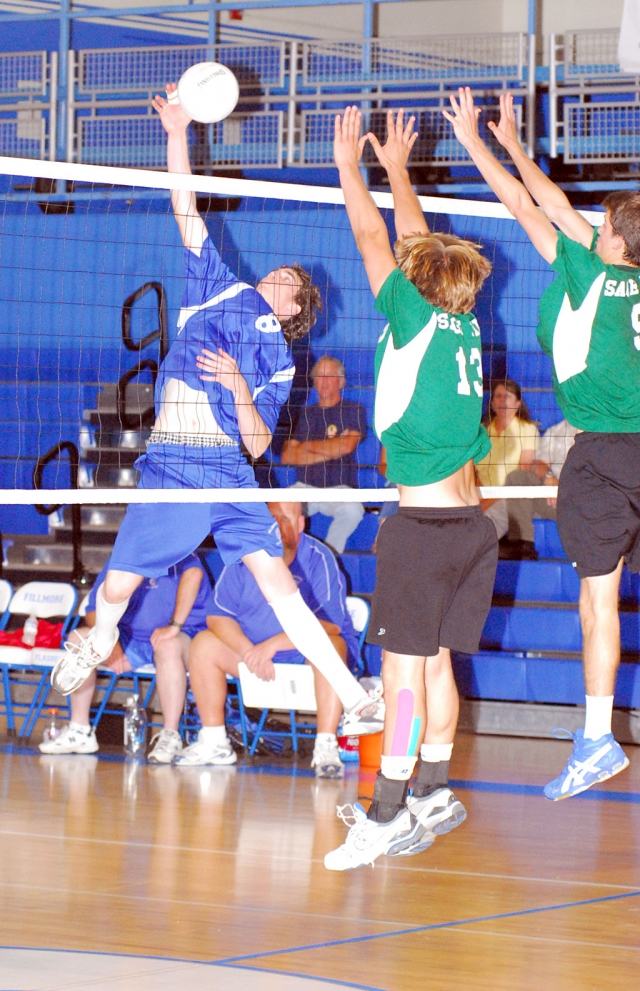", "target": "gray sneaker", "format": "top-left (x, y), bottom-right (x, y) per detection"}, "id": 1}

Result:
top-left (173, 734), bottom-right (237, 767)
top-left (39, 723), bottom-right (99, 755)
top-left (148, 728), bottom-right (183, 764)
top-left (311, 738), bottom-right (345, 779)
top-left (389, 787), bottom-right (467, 858)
